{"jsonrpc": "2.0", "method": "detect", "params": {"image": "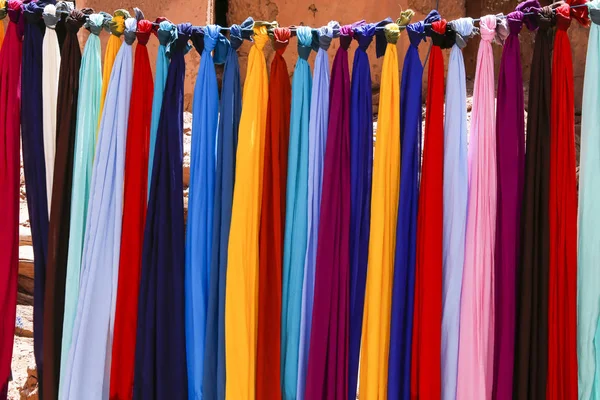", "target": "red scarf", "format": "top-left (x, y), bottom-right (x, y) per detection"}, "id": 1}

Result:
top-left (411, 19), bottom-right (446, 399)
top-left (548, 2), bottom-right (588, 399)
top-left (257, 27), bottom-right (291, 400)
top-left (109, 18), bottom-right (154, 400)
